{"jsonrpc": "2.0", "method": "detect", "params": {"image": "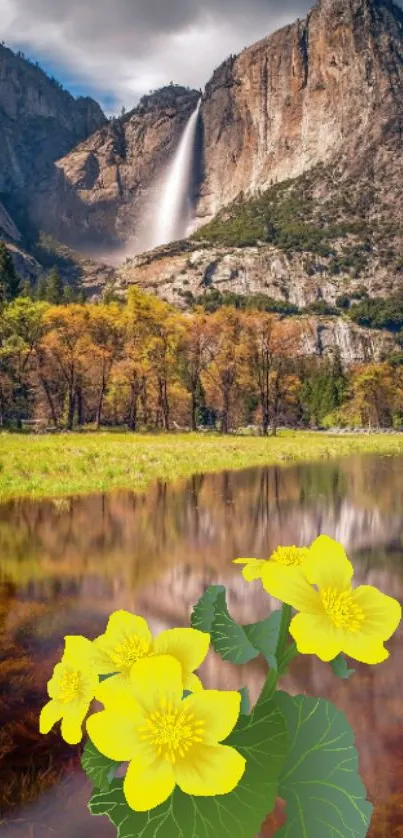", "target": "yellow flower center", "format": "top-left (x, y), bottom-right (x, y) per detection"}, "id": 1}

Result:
top-left (138, 698), bottom-right (205, 763)
top-left (112, 636), bottom-right (152, 671)
top-left (320, 588), bottom-right (364, 631)
top-left (58, 670), bottom-right (81, 704)
top-left (270, 546), bottom-right (310, 567)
